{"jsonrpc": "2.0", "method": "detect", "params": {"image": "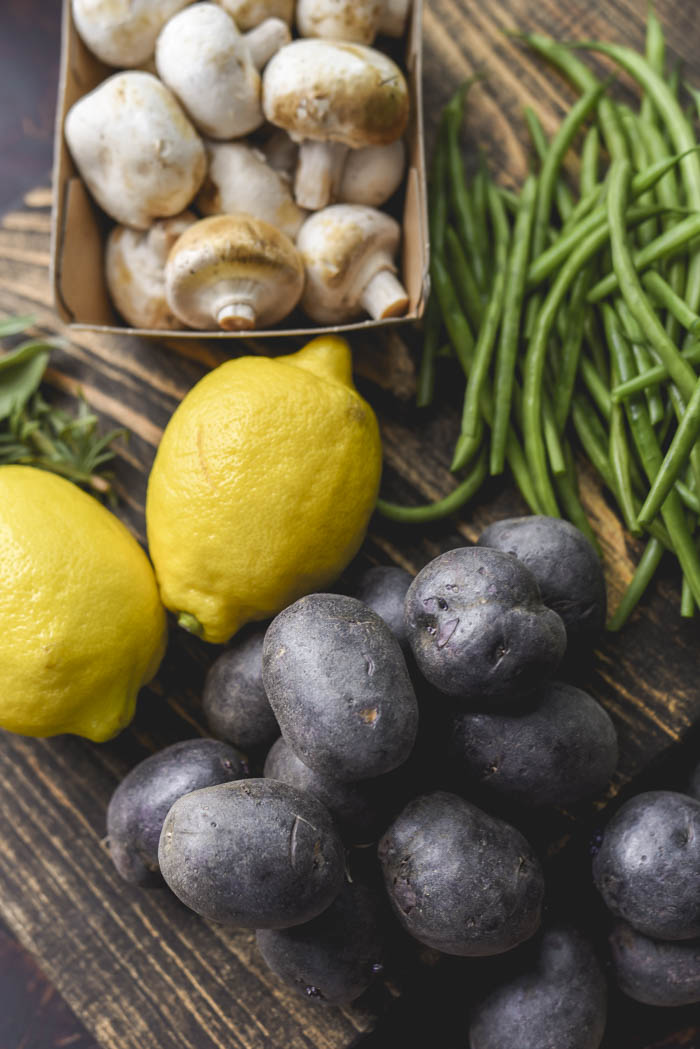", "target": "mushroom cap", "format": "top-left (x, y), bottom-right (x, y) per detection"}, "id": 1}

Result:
top-left (214, 0), bottom-right (294, 30)
top-left (72, 0), bottom-right (192, 67)
top-left (165, 213), bottom-right (305, 330)
top-left (296, 0), bottom-right (382, 44)
top-left (338, 139), bottom-right (405, 207)
top-left (64, 71), bottom-right (206, 229)
top-left (197, 142), bottom-right (306, 241)
top-left (297, 204), bottom-right (402, 323)
top-left (262, 39), bottom-right (409, 148)
top-left (106, 211), bottom-right (197, 329)
top-left (155, 3), bottom-right (263, 139)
